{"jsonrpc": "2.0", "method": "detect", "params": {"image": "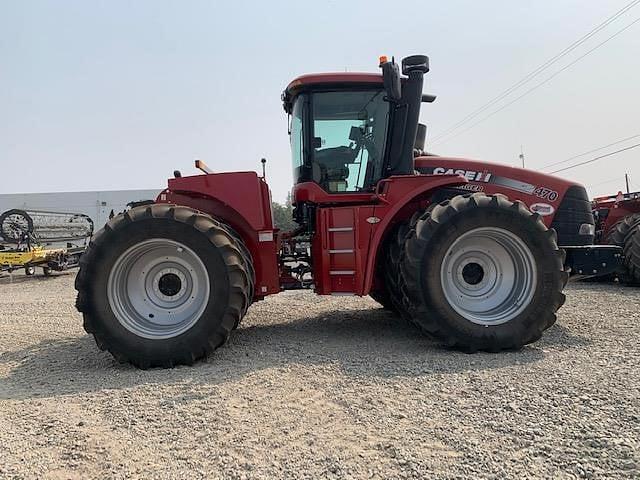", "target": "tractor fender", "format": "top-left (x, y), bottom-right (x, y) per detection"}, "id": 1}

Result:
top-left (156, 190), bottom-right (281, 297)
top-left (362, 174), bottom-right (467, 295)
top-left (158, 190), bottom-right (255, 241)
